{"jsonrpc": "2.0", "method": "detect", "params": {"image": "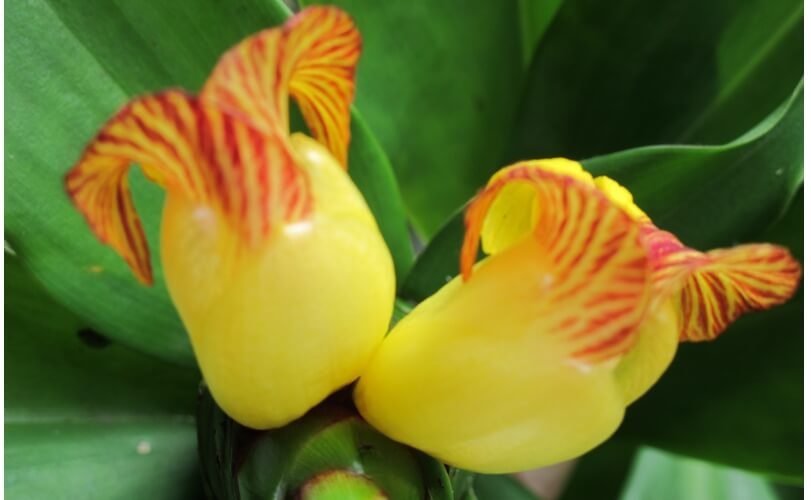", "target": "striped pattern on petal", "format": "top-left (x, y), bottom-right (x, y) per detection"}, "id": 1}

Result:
top-left (641, 224), bottom-right (801, 342)
top-left (202, 6), bottom-right (360, 167)
top-left (65, 91), bottom-right (310, 284)
top-left (462, 163), bottom-right (652, 363)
